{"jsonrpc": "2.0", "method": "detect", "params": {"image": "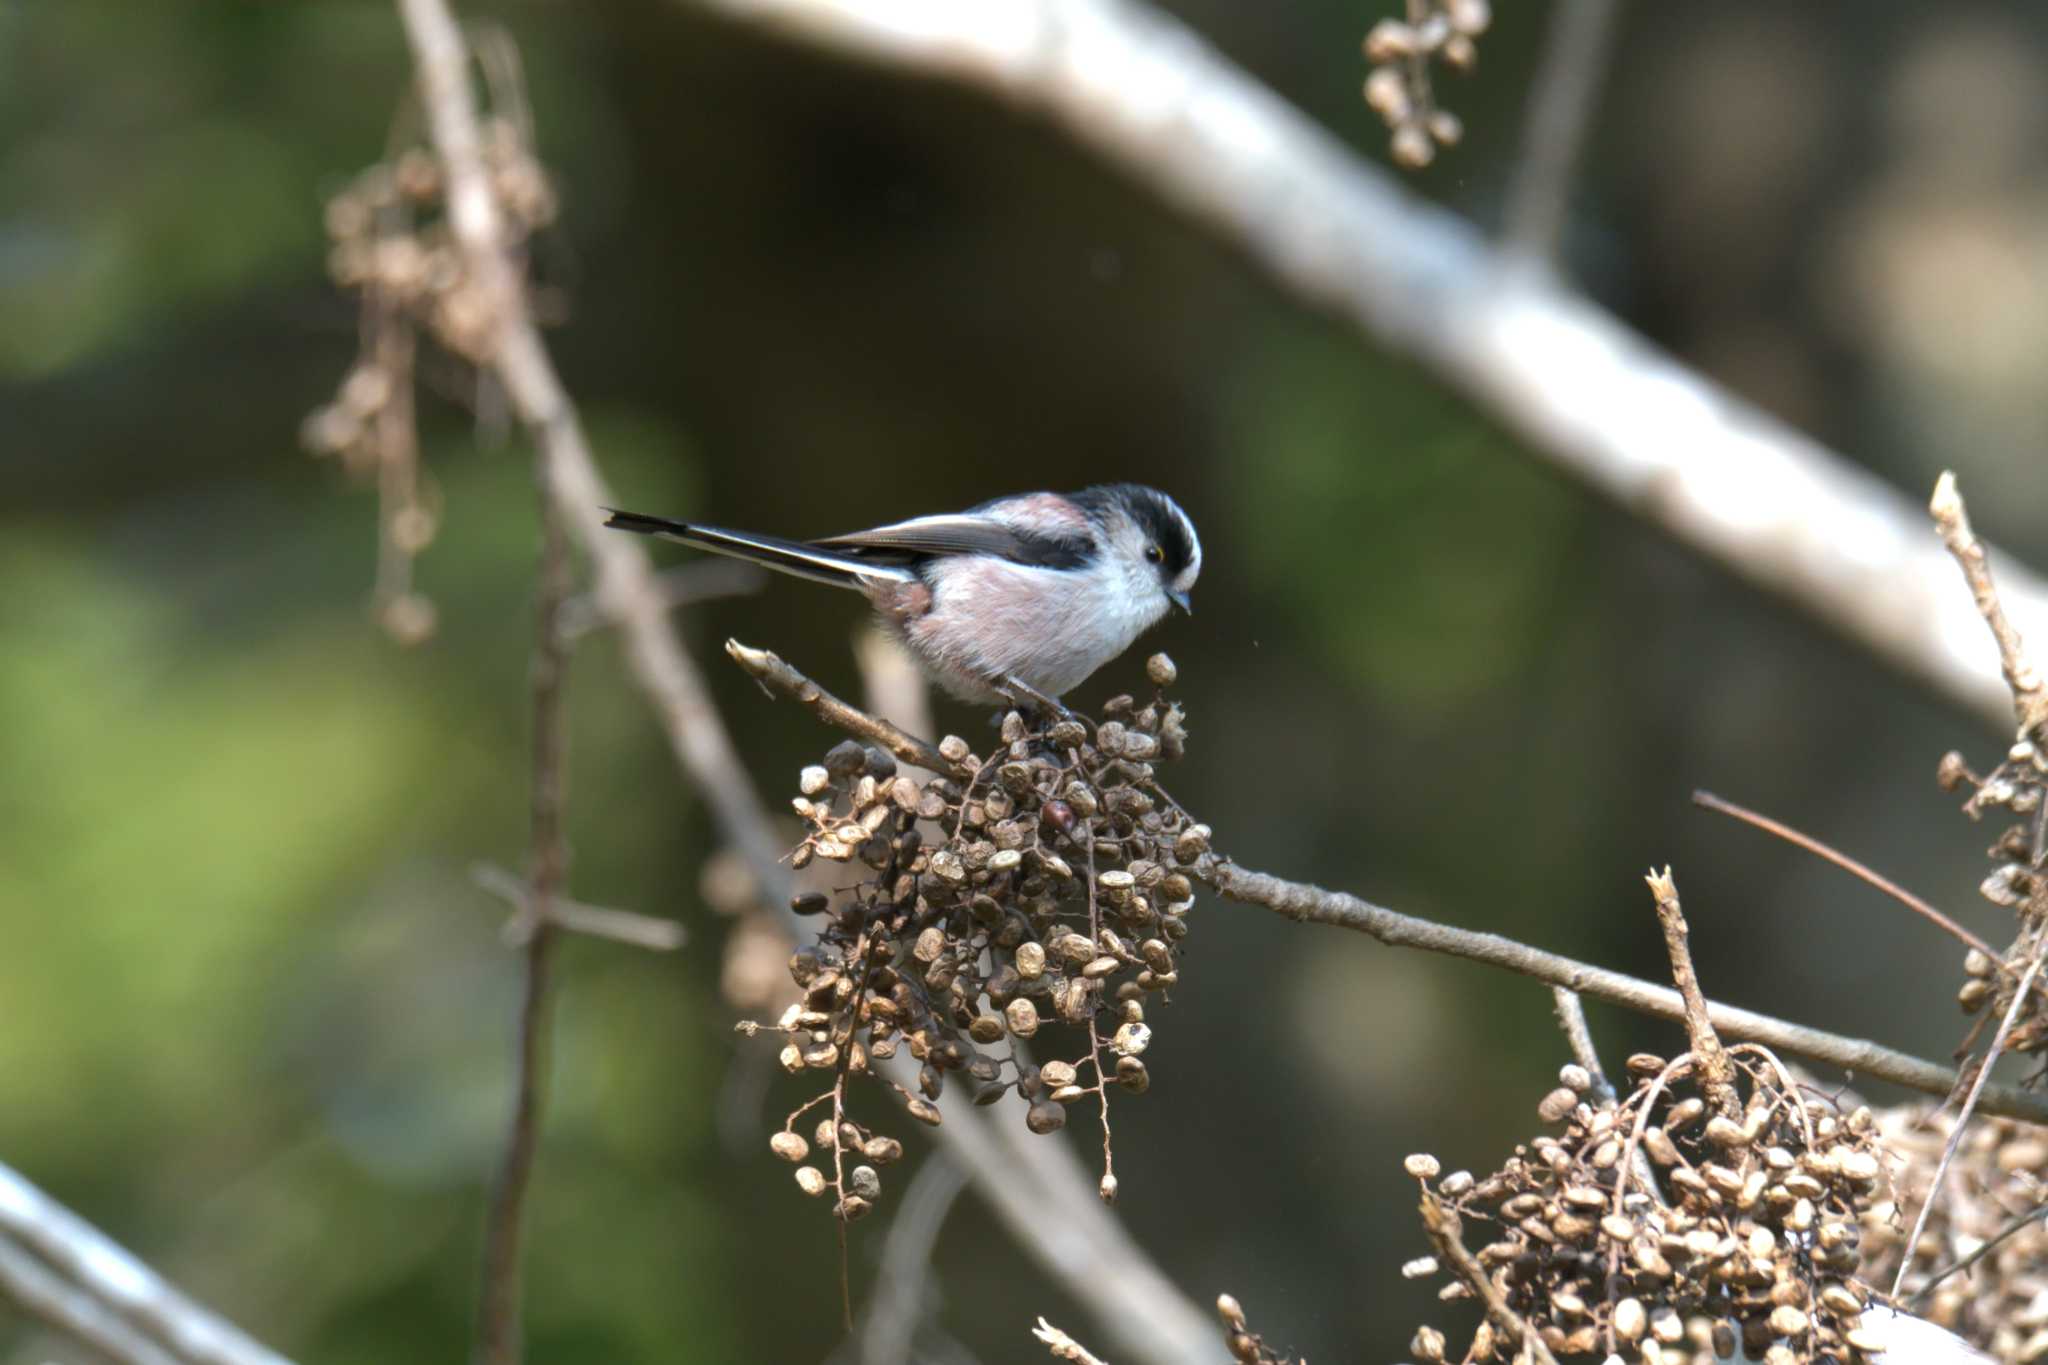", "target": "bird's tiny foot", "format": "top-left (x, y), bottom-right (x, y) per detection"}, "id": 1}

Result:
top-left (997, 676), bottom-right (1075, 727)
